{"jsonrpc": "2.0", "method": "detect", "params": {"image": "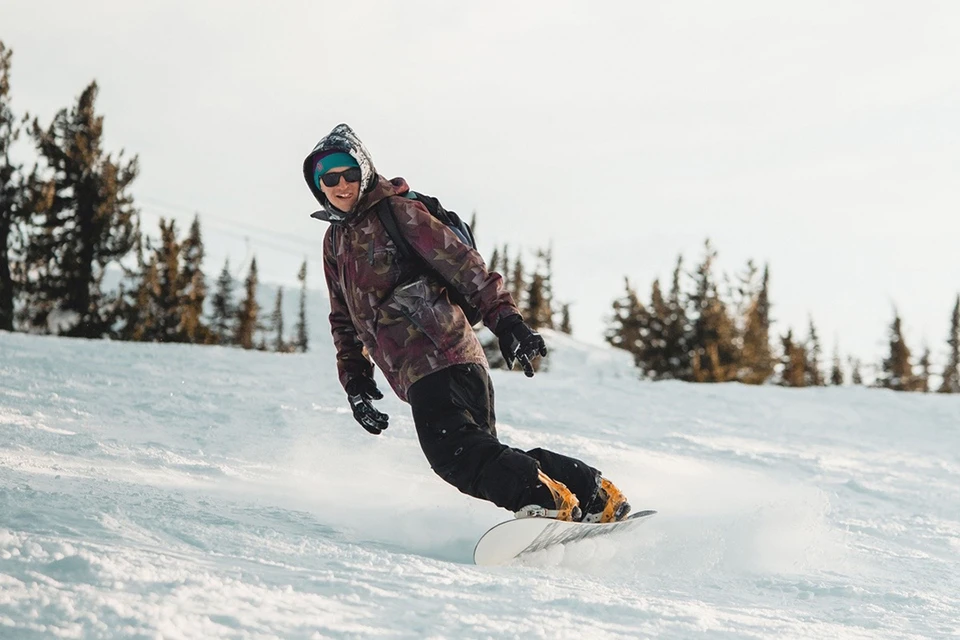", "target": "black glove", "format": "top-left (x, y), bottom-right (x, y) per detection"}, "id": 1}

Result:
top-left (345, 377), bottom-right (389, 435)
top-left (496, 316), bottom-right (548, 377)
